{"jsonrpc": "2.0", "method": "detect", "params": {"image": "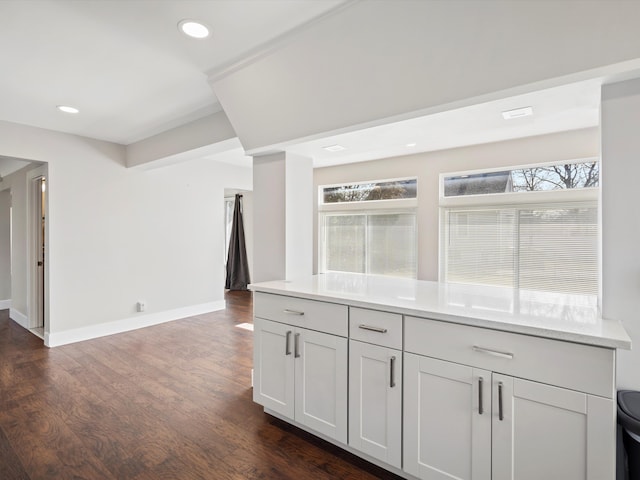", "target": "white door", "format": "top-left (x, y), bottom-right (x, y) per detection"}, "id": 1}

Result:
top-left (35, 176), bottom-right (45, 328)
top-left (294, 328), bottom-right (348, 443)
top-left (253, 318), bottom-right (295, 419)
top-left (404, 353), bottom-right (491, 480)
top-left (492, 374), bottom-right (615, 480)
top-left (26, 166), bottom-right (47, 332)
top-left (349, 340), bottom-right (402, 468)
